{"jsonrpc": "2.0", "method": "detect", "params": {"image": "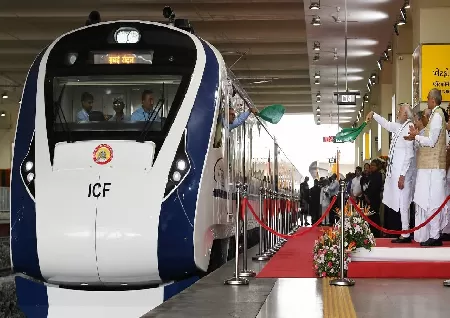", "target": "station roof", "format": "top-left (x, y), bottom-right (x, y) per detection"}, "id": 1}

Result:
top-left (0, 0), bottom-right (403, 124)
